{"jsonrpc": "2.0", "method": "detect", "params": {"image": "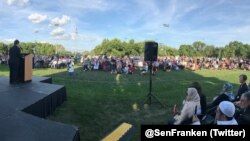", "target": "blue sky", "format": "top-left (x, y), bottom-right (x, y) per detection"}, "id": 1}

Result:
top-left (0, 0), bottom-right (250, 51)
